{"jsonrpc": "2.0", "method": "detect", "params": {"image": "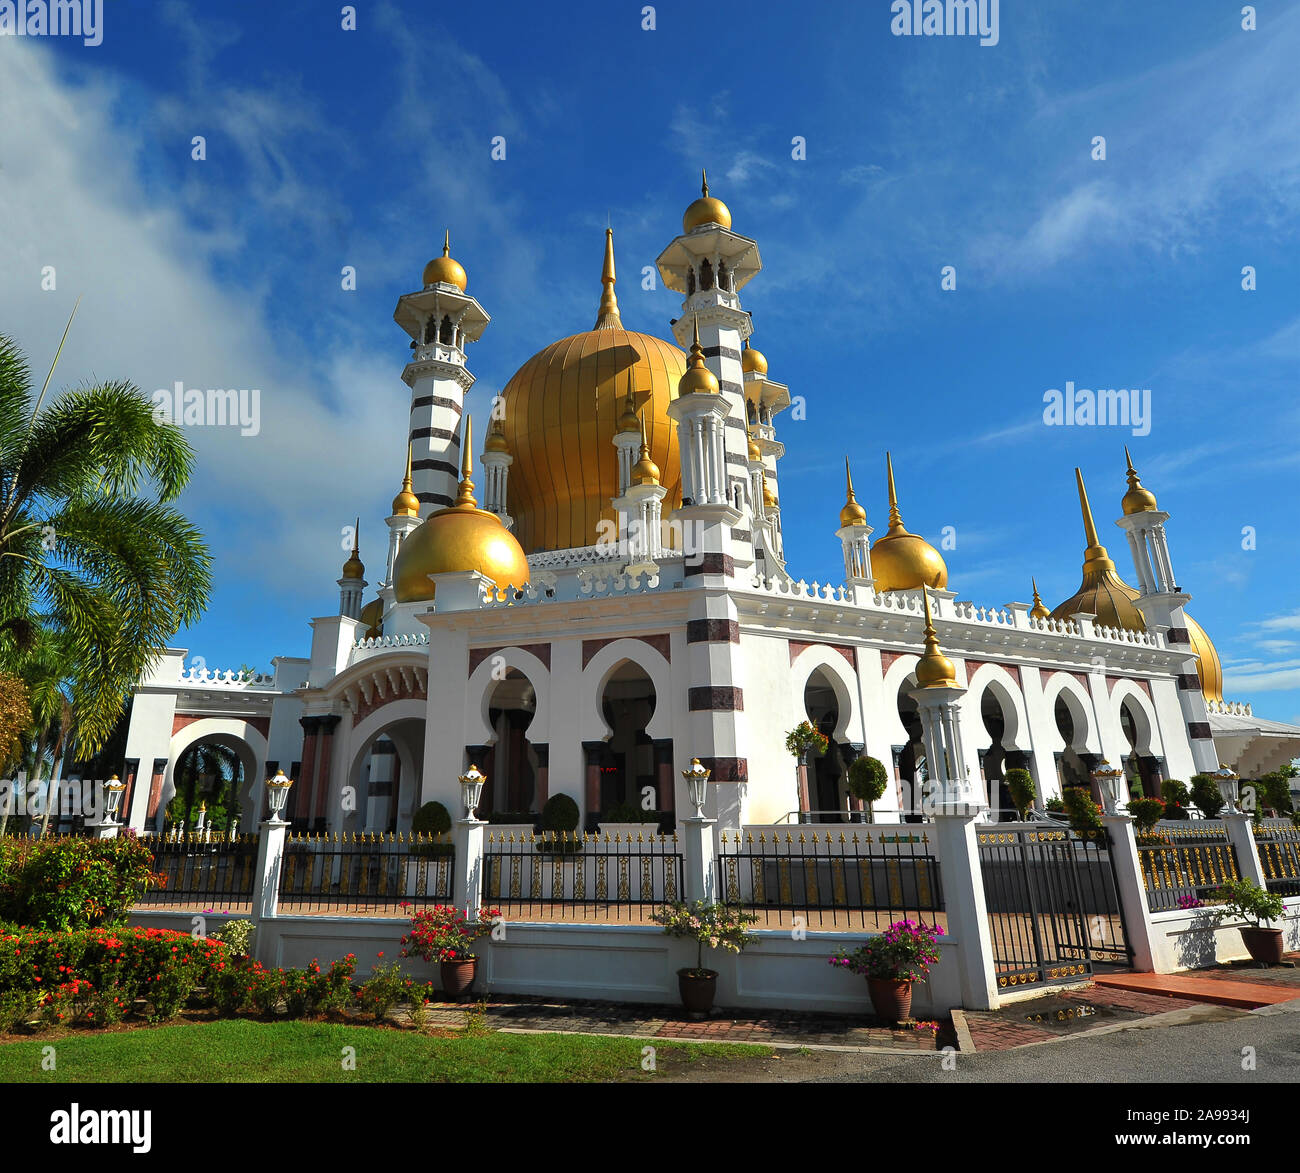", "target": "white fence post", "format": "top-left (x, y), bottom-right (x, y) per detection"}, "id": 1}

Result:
top-left (453, 816), bottom-right (486, 916)
top-left (1099, 813), bottom-right (1156, 972)
top-left (682, 816), bottom-right (716, 905)
top-left (253, 818), bottom-right (287, 923)
top-left (930, 806), bottom-right (999, 1010)
top-left (1223, 812), bottom-right (1269, 888)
